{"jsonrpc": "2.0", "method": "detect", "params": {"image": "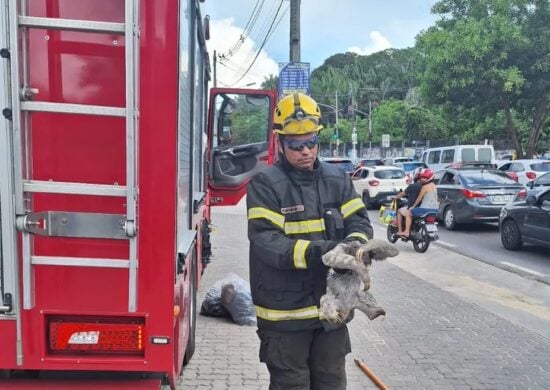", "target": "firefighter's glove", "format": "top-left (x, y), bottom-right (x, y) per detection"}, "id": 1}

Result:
top-left (307, 240), bottom-right (338, 267)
